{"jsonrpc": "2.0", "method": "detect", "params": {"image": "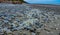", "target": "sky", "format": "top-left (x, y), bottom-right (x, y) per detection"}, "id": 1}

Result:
top-left (24, 0), bottom-right (60, 5)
